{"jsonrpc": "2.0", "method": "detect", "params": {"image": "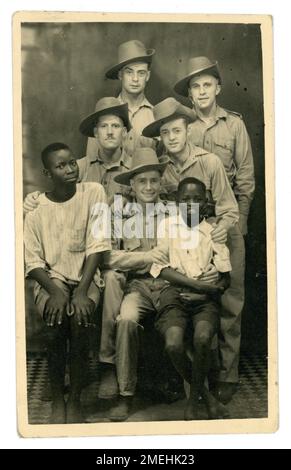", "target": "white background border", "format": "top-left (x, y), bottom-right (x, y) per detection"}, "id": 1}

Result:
top-left (0, 0), bottom-right (289, 449)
